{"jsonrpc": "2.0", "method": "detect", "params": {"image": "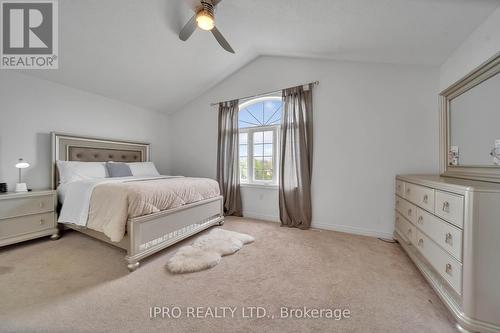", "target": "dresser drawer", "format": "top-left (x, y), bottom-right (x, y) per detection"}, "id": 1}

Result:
top-left (395, 197), bottom-right (417, 224)
top-left (395, 180), bottom-right (405, 197)
top-left (0, 194), bottom-right (55, 219)
top-left (416, 208), bottom-right (463, 261)
top-left (395, 212), bottom-right (416, 245)
top-left (416, 230), bottom-right (462, 295)
top-left (0, 212), bottom-right (56, 240)
top-left (405, 183), bottom-right (435, 212)
top-left (434, 190), bottom-right (464, 228)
